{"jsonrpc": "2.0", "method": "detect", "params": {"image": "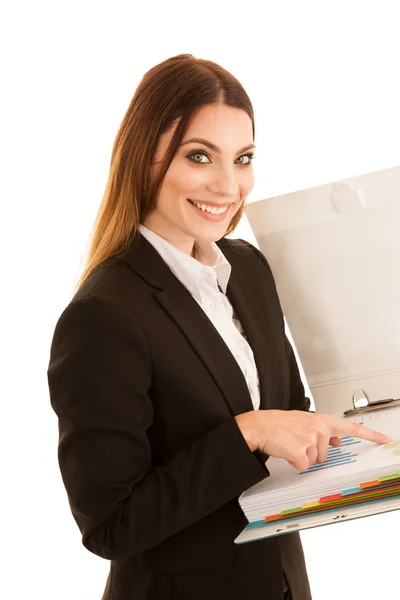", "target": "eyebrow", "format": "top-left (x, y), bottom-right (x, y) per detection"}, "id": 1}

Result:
top-left (180, 138), bottom-right (255, 154)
